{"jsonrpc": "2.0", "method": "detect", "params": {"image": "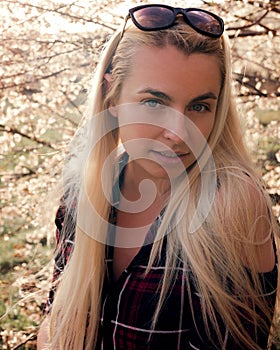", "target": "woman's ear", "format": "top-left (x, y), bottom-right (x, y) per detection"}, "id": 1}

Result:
top-left (103, 73), bottom-right (118, 117)
top-left (104, 73), bottom-right (113, 91)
